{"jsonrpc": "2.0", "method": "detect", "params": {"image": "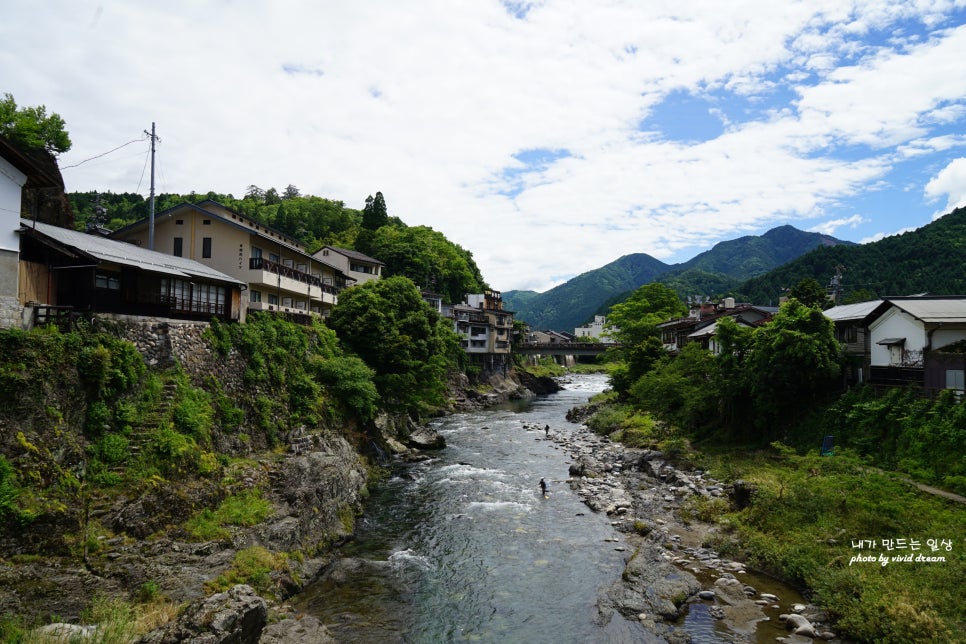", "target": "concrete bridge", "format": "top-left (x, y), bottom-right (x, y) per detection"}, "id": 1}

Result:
top-left (515, 342), bottom-right (619, 356)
